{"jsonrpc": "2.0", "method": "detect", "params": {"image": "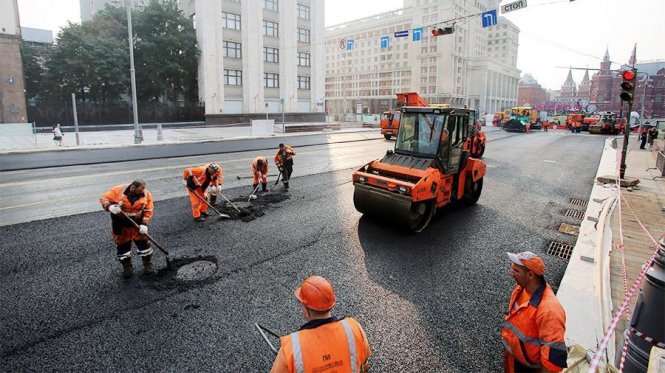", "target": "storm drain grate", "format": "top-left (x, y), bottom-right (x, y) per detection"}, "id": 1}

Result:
top-left (564, 209), bottom-right (586, 220)
top-left (569, 198), bottom-right (588, 207)
top-left (547, 241), bottom-right (574, 260)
